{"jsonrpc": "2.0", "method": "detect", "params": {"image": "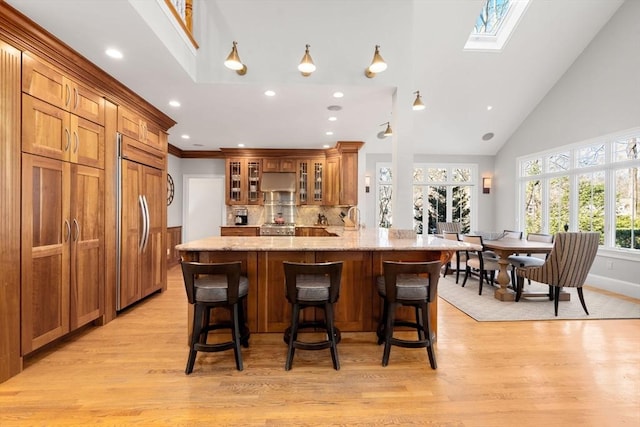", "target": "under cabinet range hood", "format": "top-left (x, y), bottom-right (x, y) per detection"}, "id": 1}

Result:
top-left (260, 172), bottom-right (296, 192)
